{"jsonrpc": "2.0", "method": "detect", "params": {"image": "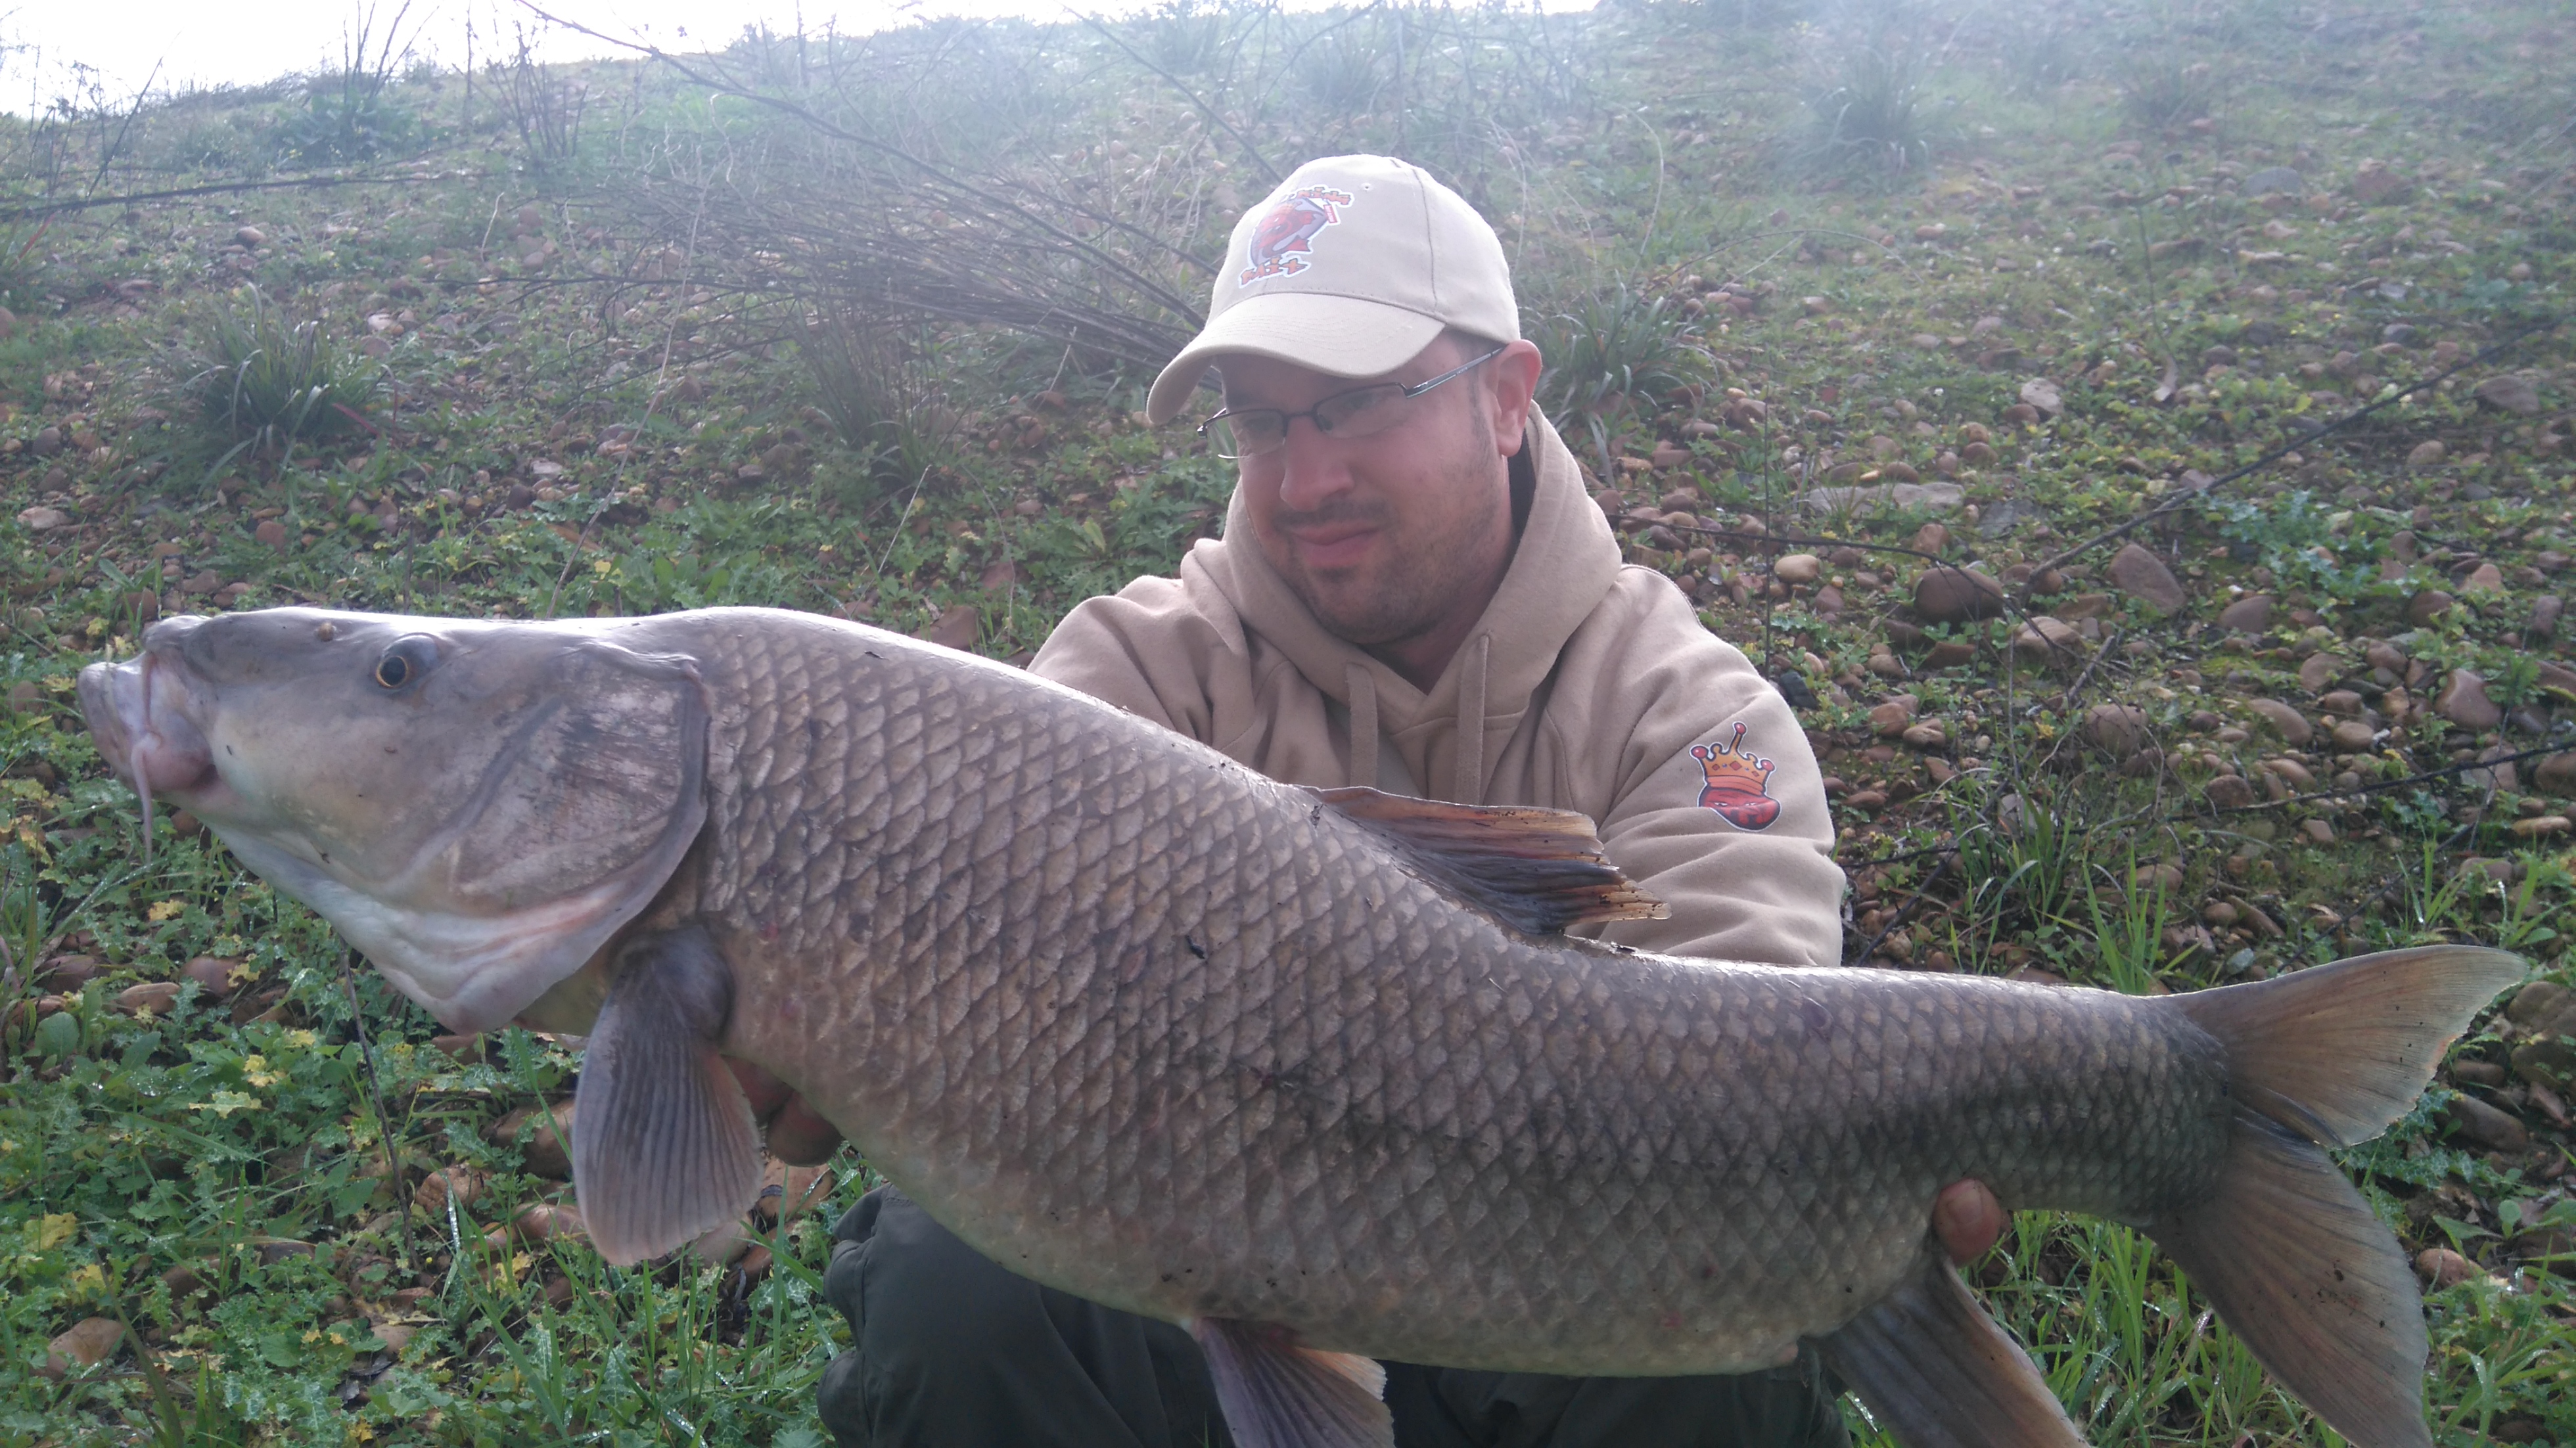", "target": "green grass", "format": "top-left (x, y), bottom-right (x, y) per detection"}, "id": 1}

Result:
top-left (4, 0), bottom-right (2575, 1441)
